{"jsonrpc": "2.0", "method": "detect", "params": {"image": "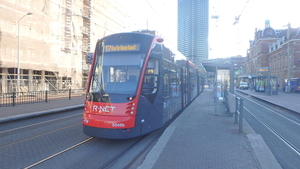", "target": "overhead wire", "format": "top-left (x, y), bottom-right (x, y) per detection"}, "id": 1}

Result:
top-left (233, 0), bottom-right (249, 25)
